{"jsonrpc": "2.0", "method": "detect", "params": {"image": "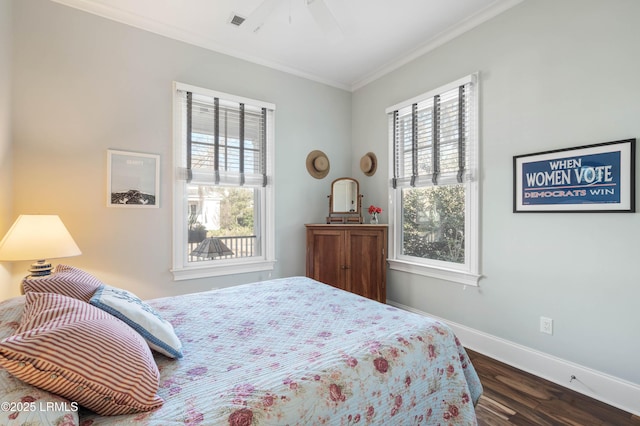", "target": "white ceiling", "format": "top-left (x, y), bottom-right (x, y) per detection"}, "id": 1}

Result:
top-left (51, 0), bottom-right (522, 91)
